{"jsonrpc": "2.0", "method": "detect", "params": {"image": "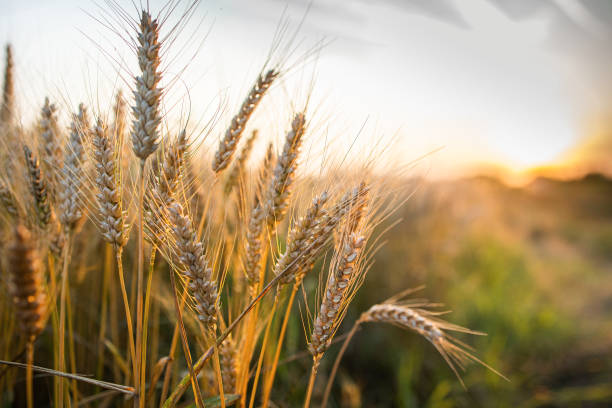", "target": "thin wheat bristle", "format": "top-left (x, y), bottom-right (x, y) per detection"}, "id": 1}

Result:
top-left (93, 118), bottom-right (127, 248)
top-left (265, 112), bottom-right (306, 226)
top-left (309, 233), bottom-right (366, 357)
top-left (212, 69), bottom-right (278, 173)
top-left (58, 104), bottom-right (89, 229)
top-left (1, 44), bottom-right (14, 124)
top-left (224, 129), bottom-right (258, 195)
top-left (168, 201), bottom-right (218, 329)
top-left (131, 11), bottom-right (162, 162)
top-left (7, 225), bottom-right (47, 341)
top-left (23, 145), bottom-right (52, 228)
